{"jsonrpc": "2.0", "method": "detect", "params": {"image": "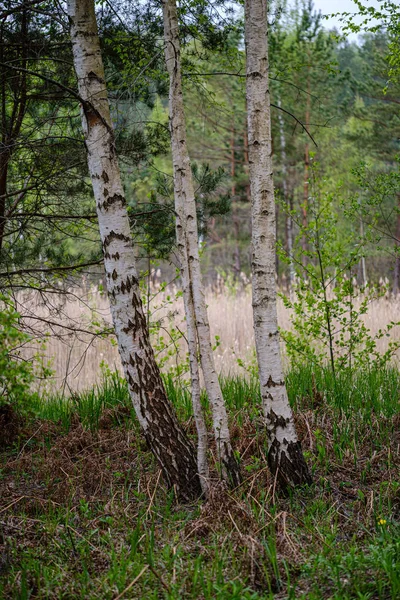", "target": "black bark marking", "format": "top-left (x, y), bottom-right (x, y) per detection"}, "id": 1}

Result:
top-left (266, 409), bottom-right (288, 429)
top-left (122, 319), bottom-right (134, 334)
top-left (221, 441), bottom-right (241, 488)
top-left (267, 438), bottom-right (312, 492)
top-left (101, 193), bottom-right (126, 211)
top-left (103, 231), bottom-right (130, 249)
top-left (248, 71), bottom-right (262, 78)
top-left (111, 269), bottom-right (118, 281)
top-left (87, 70), bottom-right (105, 84)
top-left (266, 375), bottom-right (283, 388)
top-left (121, 276), bottom-right (135, 294)
top-left (102, 171), bottom-right (109, 183)
top-left (84, 105), bottom-right (101, 128)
